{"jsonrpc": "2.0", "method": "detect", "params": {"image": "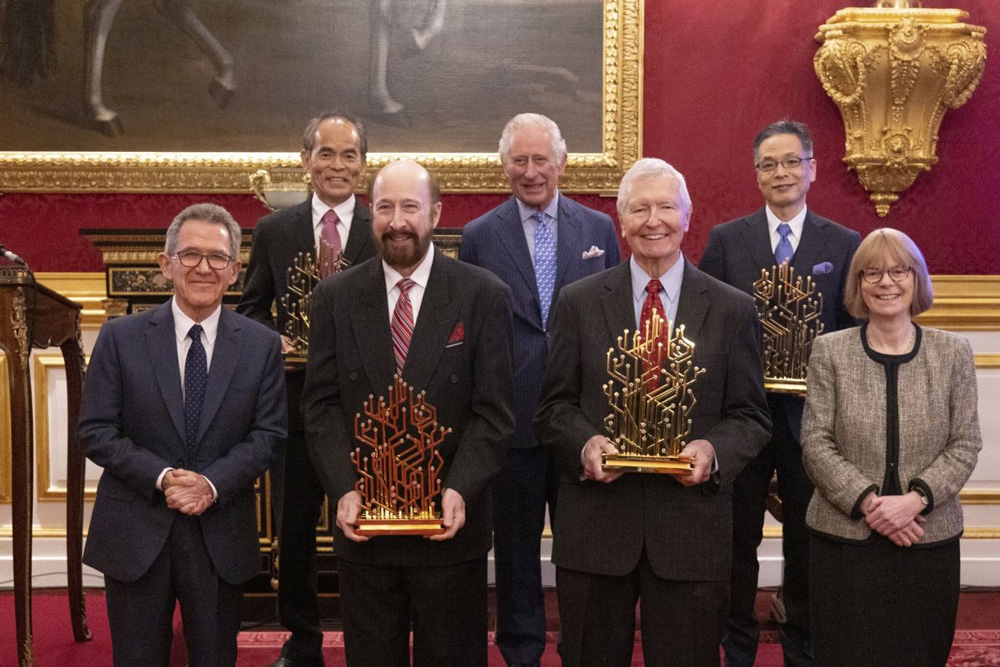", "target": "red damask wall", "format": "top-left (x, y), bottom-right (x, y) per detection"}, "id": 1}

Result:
top-left (1, 0), bottom-right (997, 274)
